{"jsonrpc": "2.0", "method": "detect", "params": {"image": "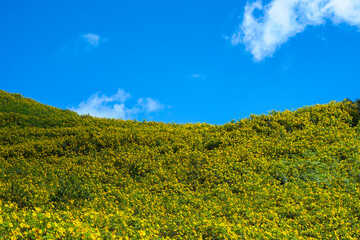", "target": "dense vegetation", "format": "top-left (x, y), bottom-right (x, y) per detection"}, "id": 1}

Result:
top-left (0, 90), bottom-right (360, 239)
